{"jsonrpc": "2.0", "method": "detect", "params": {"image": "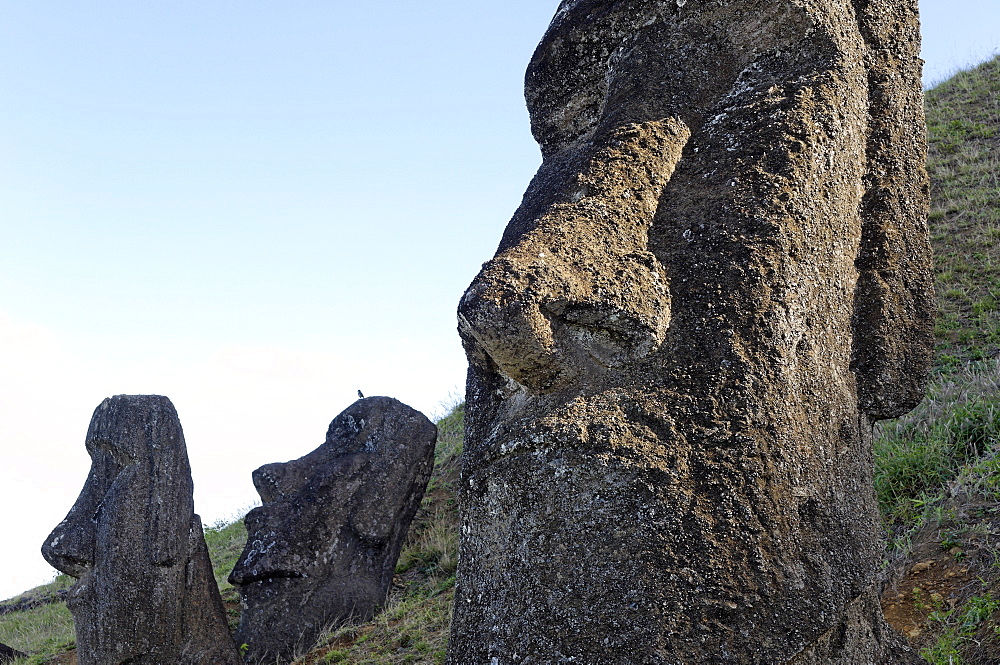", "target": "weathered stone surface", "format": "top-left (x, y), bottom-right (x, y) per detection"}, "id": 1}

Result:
top-left (41, 395), bottom-right (241, 665)
top-left (229, 397), bottom-right (437, 664)
top-left (451, 1), bottom-right (933, 663)
top-left (0, 642), bottom-right (27, 663)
